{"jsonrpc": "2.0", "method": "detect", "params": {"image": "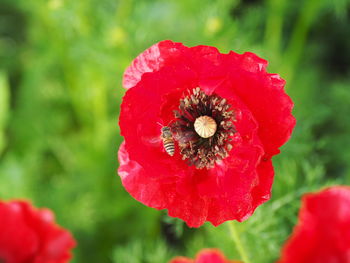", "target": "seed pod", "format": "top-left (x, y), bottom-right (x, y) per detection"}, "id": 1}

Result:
top-left (194, 116), bottom-right (217, 138)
